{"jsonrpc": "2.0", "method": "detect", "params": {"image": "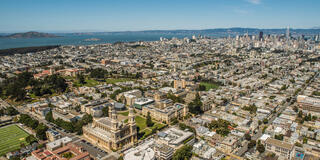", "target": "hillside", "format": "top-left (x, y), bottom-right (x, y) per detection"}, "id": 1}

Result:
top-left (0, 31), bottom-right (59, 38)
